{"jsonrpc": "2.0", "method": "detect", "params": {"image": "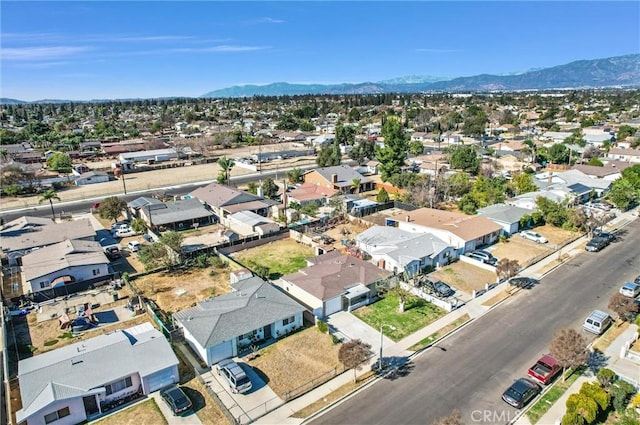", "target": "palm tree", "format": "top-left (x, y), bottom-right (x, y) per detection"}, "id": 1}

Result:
top-left (351, 178), bottom-right (361, 194)
top-left (217, 156), bottom-right (235, 185)
top-left (39, 188), bottom-right (61, 220)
